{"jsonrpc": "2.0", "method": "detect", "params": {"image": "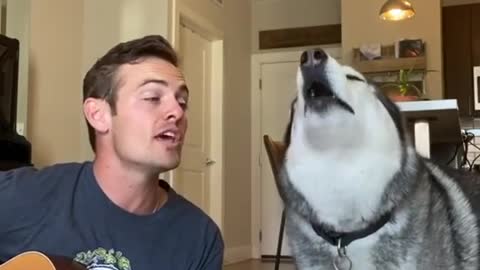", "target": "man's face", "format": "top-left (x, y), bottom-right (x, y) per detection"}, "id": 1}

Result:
top-left (109, 57), bottom-right (189, 172)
